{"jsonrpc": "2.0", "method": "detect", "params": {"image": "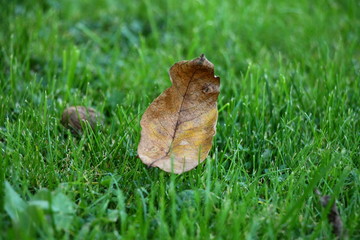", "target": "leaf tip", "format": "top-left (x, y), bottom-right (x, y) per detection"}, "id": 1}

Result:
top-left (199, 54), bottom-right (207, 63)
